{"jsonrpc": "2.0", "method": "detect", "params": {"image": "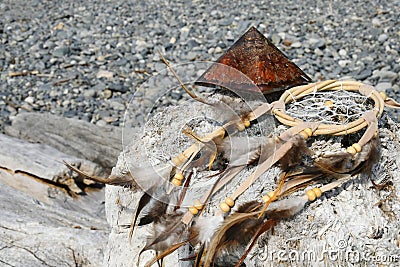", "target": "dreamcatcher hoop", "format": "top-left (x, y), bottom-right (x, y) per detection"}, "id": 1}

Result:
top-left (273, 80), bottom-right (385, 136)
top-left (178, 79), bottom-right (387, 224)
